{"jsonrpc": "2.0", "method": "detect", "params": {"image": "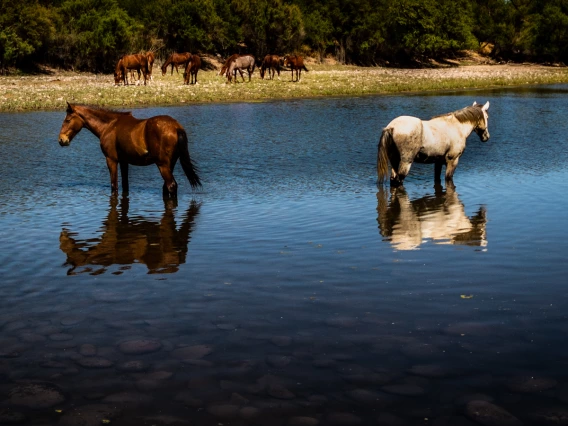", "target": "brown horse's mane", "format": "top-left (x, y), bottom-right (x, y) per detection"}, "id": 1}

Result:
top-left (72, 104), bottom-right (132, 117)
top-left (433, 105), bottom-right (485, 125)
